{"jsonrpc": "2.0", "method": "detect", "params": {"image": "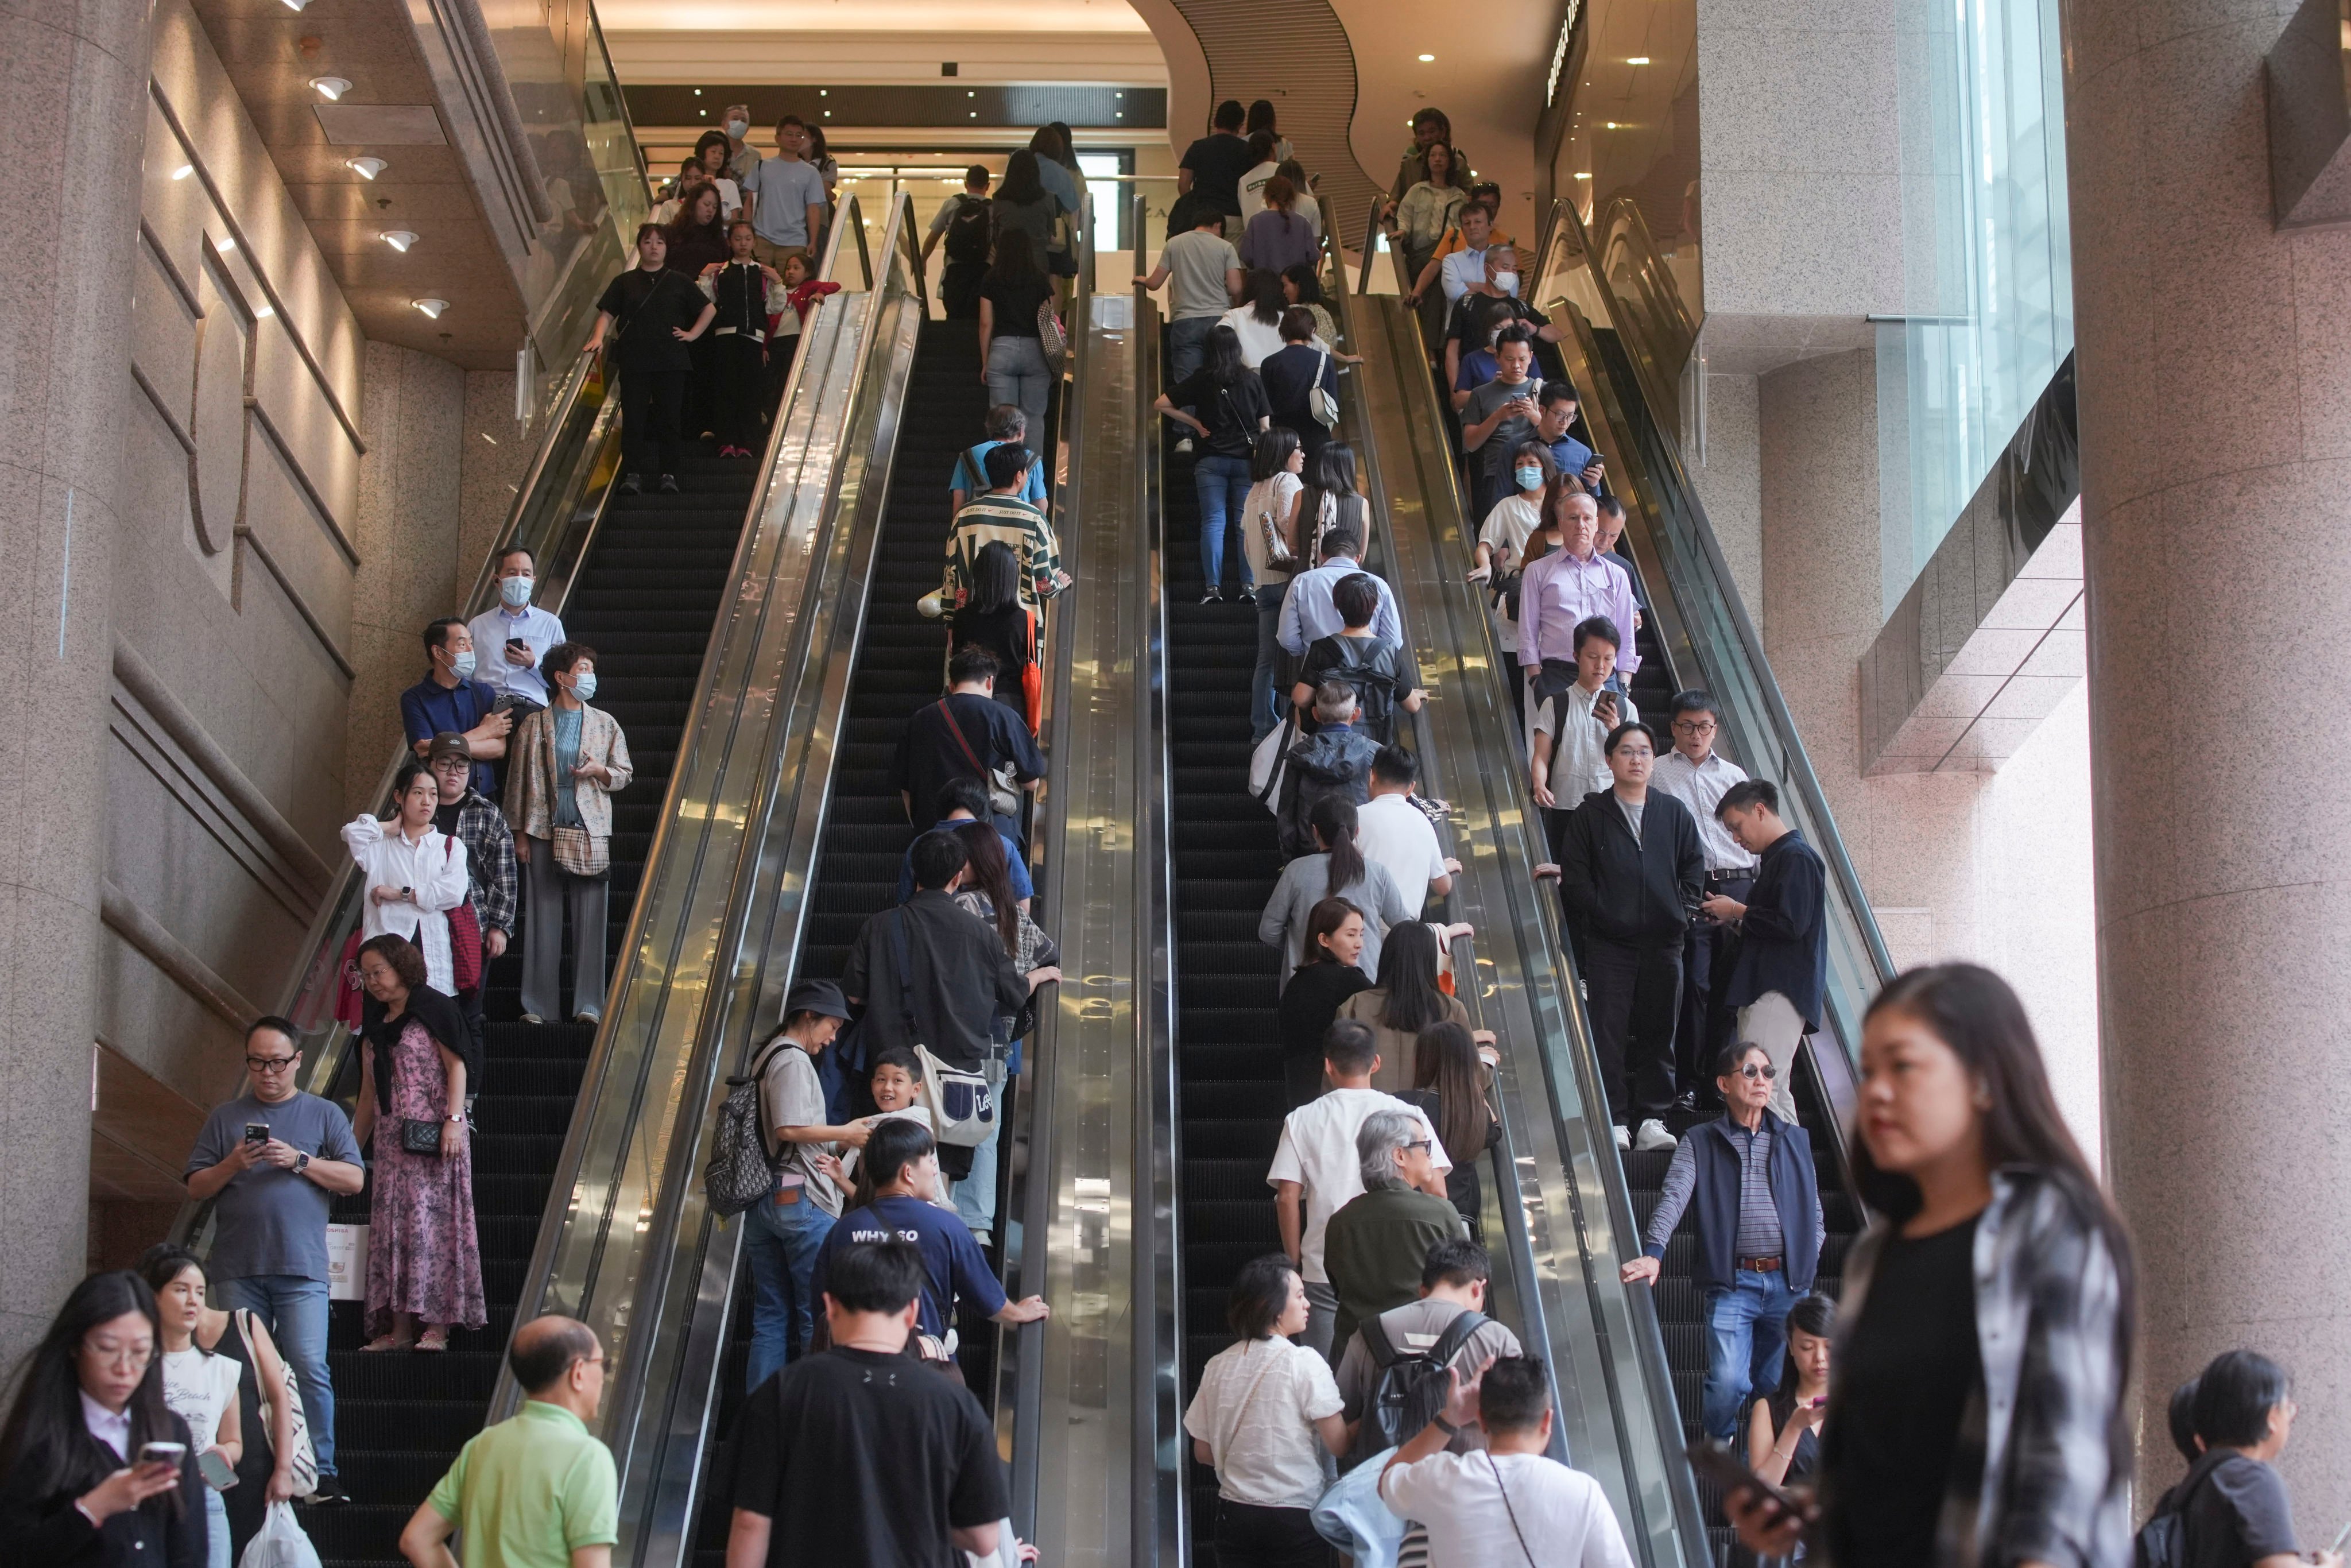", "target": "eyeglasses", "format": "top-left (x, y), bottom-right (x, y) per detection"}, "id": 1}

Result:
top-left (1403, 1140), bottom-right (1435, 1154)
top-left (1735, 1063), bottom-right (1777, 1081)
top-left (245, 1056), bottom-right (299, 1073)
top-left (1671, 718), bottom-right (1717, 734)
